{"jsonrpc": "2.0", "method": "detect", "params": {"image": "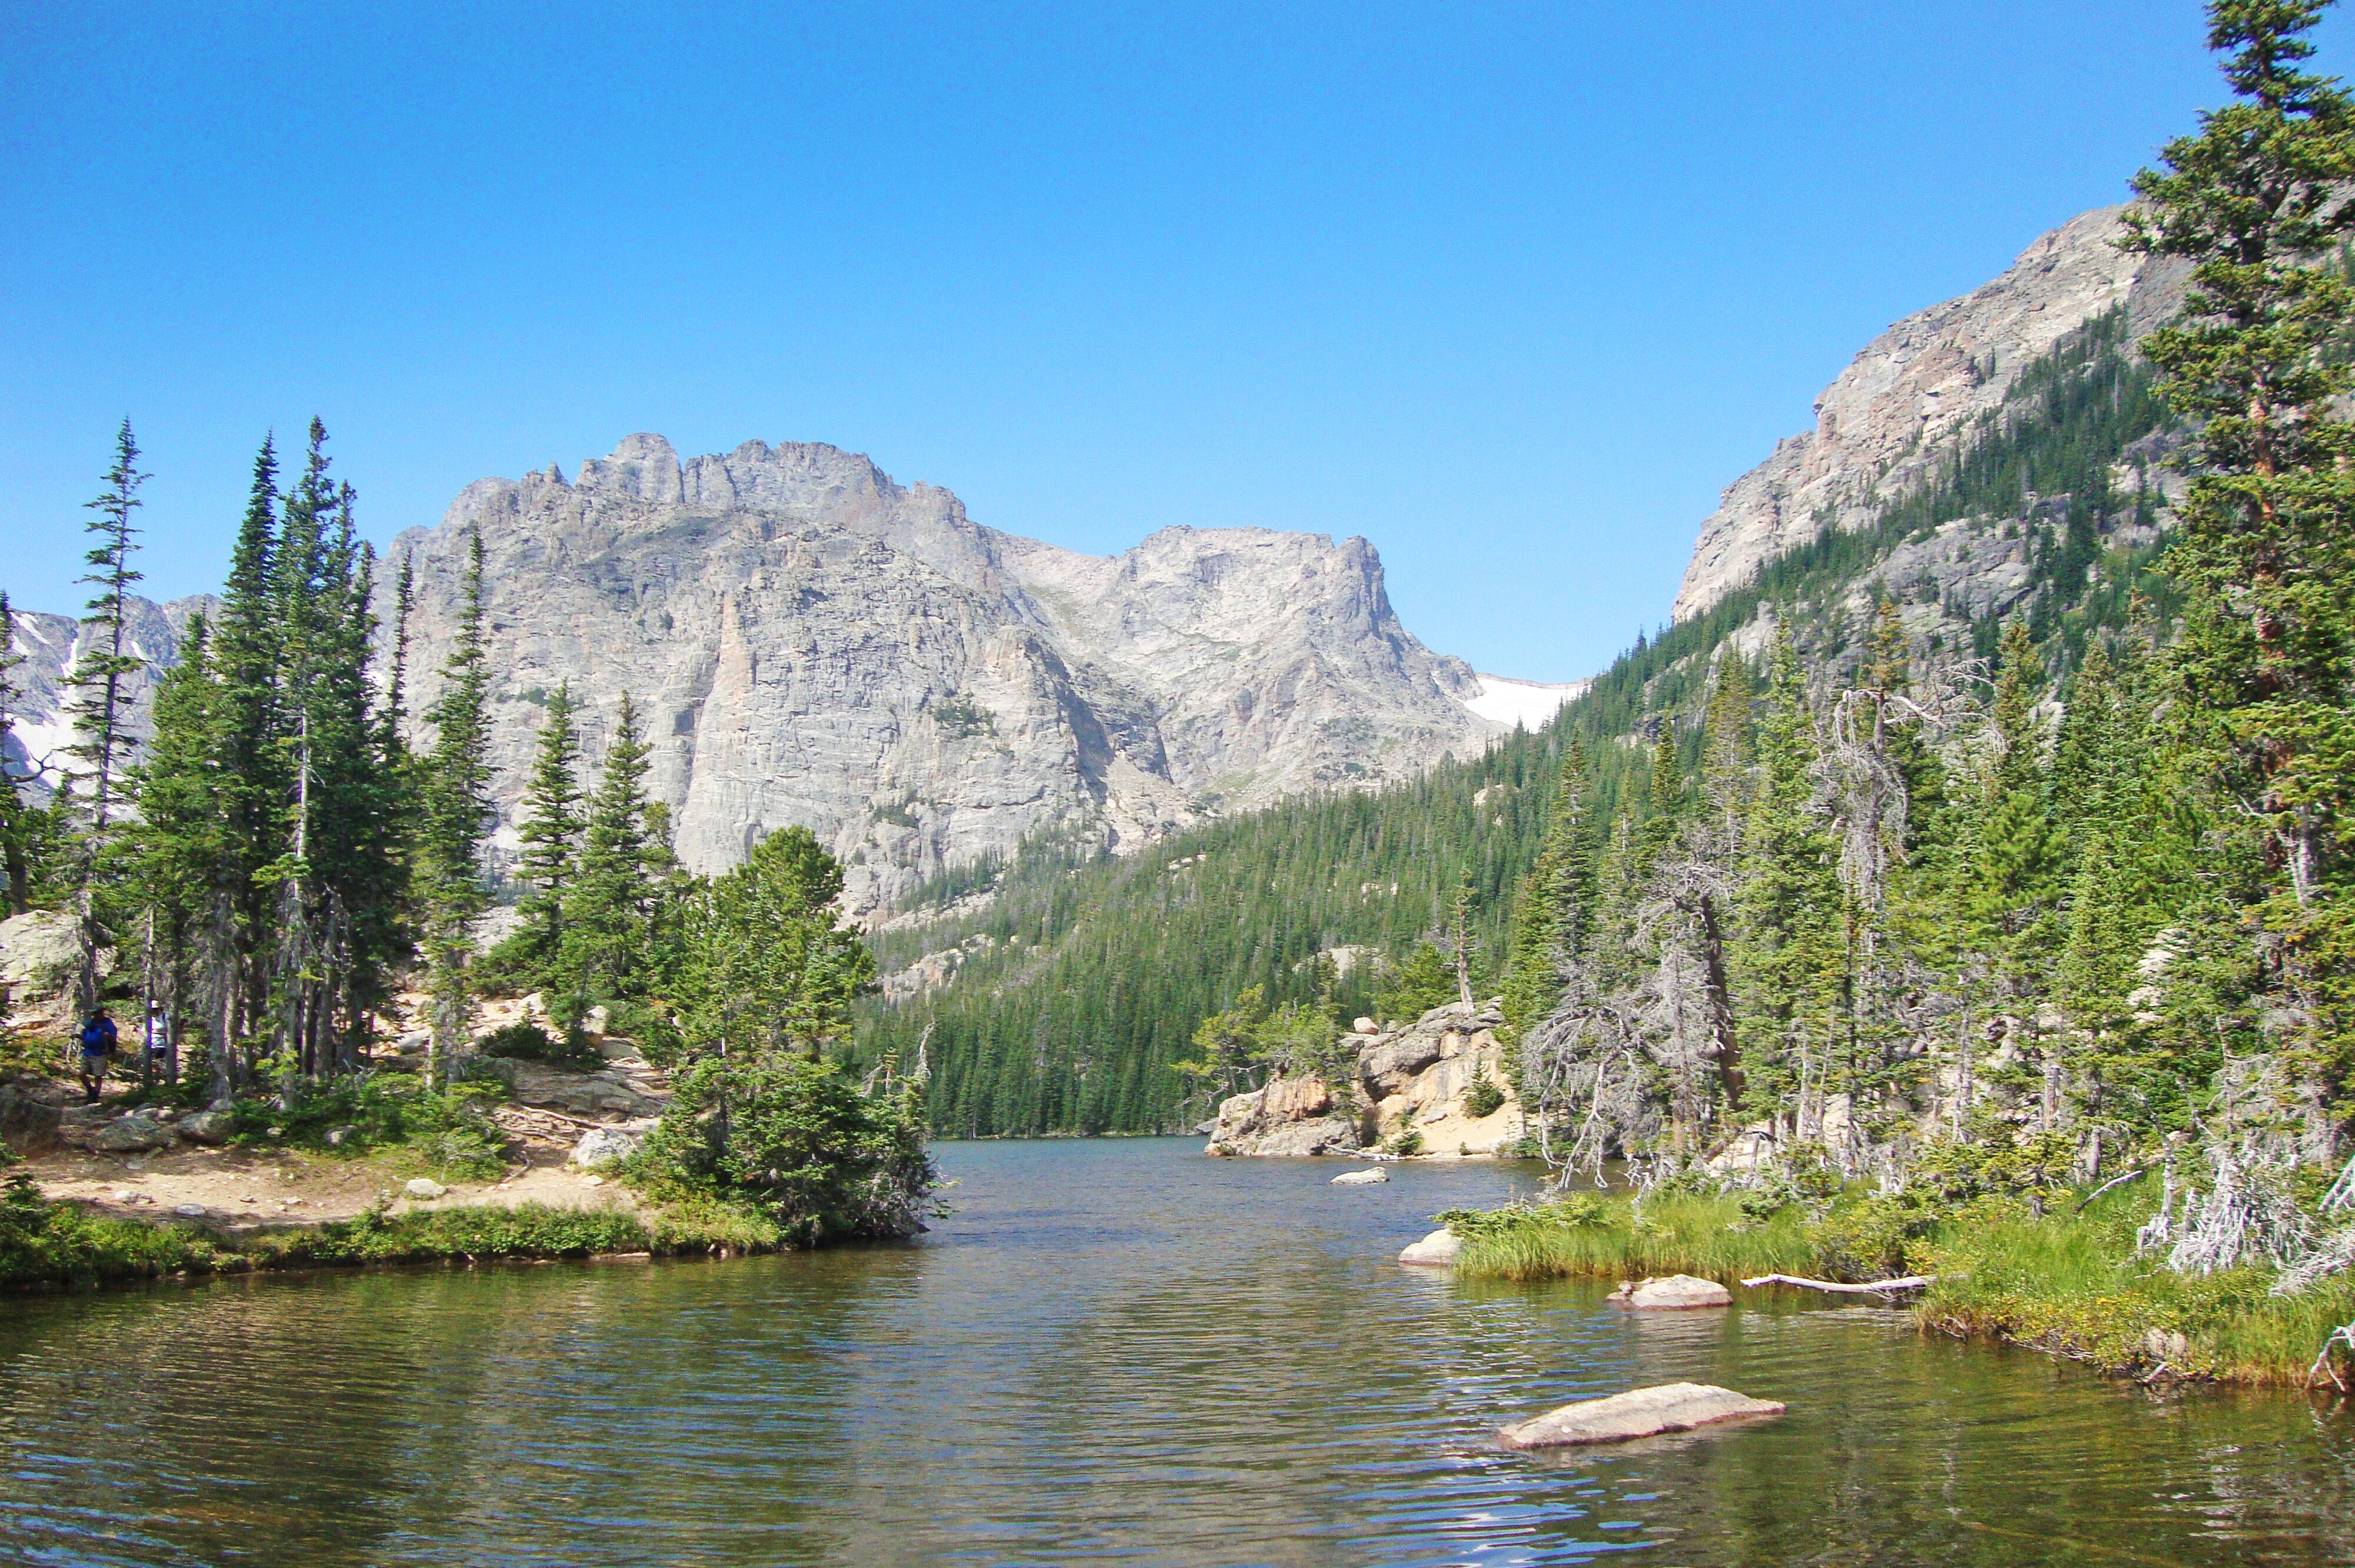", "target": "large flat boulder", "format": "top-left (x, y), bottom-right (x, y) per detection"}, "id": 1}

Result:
top-left (1608, 1274), bottom-right (1733, 1308)
top-left (1398, 1228), bottom-right (1462, 1267)
top-left (1497, 1383), bottom-right (1785, 1449)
